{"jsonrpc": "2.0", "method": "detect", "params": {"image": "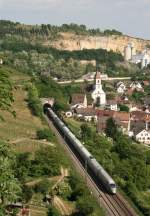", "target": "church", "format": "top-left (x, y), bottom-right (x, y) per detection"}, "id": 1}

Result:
top-left (91, 71), bottom-right (106, 106)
